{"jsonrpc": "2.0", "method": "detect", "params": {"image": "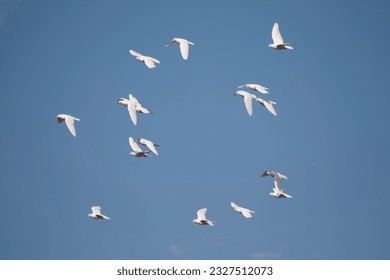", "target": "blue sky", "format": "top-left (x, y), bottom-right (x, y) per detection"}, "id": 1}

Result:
top-left (1, 0), bottom-right (390, 260)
